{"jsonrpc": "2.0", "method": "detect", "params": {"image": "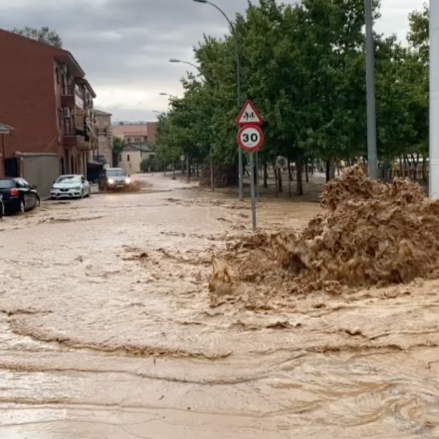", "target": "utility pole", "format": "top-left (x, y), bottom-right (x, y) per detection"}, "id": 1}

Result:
top-left (193, 0), bottom-right (243, 199)
top-left (364, 0), bottom-right (378, 178)
top-left (430, 0), bottom-right (439, 196)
